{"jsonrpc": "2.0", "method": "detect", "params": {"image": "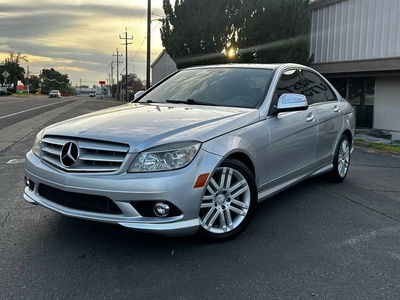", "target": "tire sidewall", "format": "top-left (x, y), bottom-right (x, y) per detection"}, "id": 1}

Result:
top-left (331, 134), bottom-right (350, 183)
